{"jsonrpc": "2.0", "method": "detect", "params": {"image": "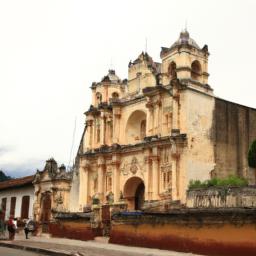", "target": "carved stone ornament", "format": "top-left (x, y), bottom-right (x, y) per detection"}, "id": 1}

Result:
top-left (130, 157), bottom-right (138, 174)
top-left (120, 162), bottom-right (129, 175)
top-left (54, 192), bottom-right (64, 205)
